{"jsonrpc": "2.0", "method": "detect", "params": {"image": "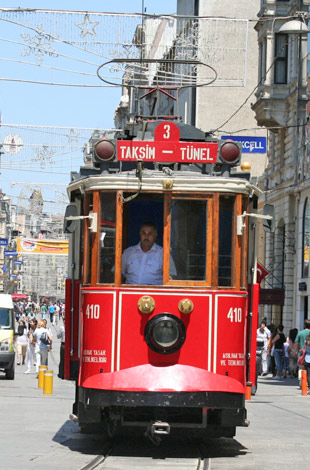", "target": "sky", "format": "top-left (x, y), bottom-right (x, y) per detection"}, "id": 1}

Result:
top-left (0, 1), bottom-right (177, 214)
